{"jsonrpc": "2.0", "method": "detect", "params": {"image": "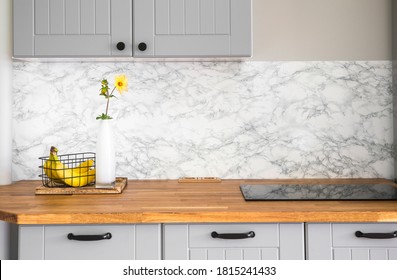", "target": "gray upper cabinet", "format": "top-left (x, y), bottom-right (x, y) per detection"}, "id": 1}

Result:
top-left (133, 0), bottom-right (252, 57)
top-left (13, 0), bottom-right (132, 57)
top-left (14, 0), bottom-right (252, 58)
